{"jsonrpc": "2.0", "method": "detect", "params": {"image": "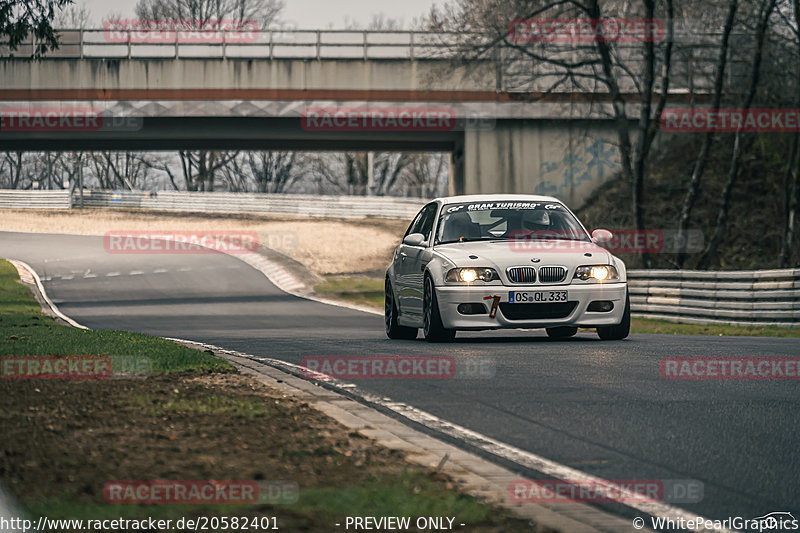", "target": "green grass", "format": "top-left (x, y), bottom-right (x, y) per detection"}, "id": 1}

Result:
top-left (631, 317), bottom-right (800, 337)
top-left (24, 472), bottom-right (506, 529)
top-left (315, 275), bottom-right (384, 308)
top-left (126, 392), bottom-right (269, 418)
top-left (315, 274), bottom-right (799, 338)
top-left (289, 471), bottom-right (493, 523)
top-left (0, 260), bottom-right (232, 374)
